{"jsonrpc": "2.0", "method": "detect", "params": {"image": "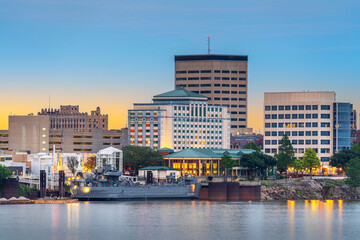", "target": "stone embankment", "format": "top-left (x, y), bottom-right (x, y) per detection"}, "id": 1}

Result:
top-left (261, 179), bottom-right (360, 200)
